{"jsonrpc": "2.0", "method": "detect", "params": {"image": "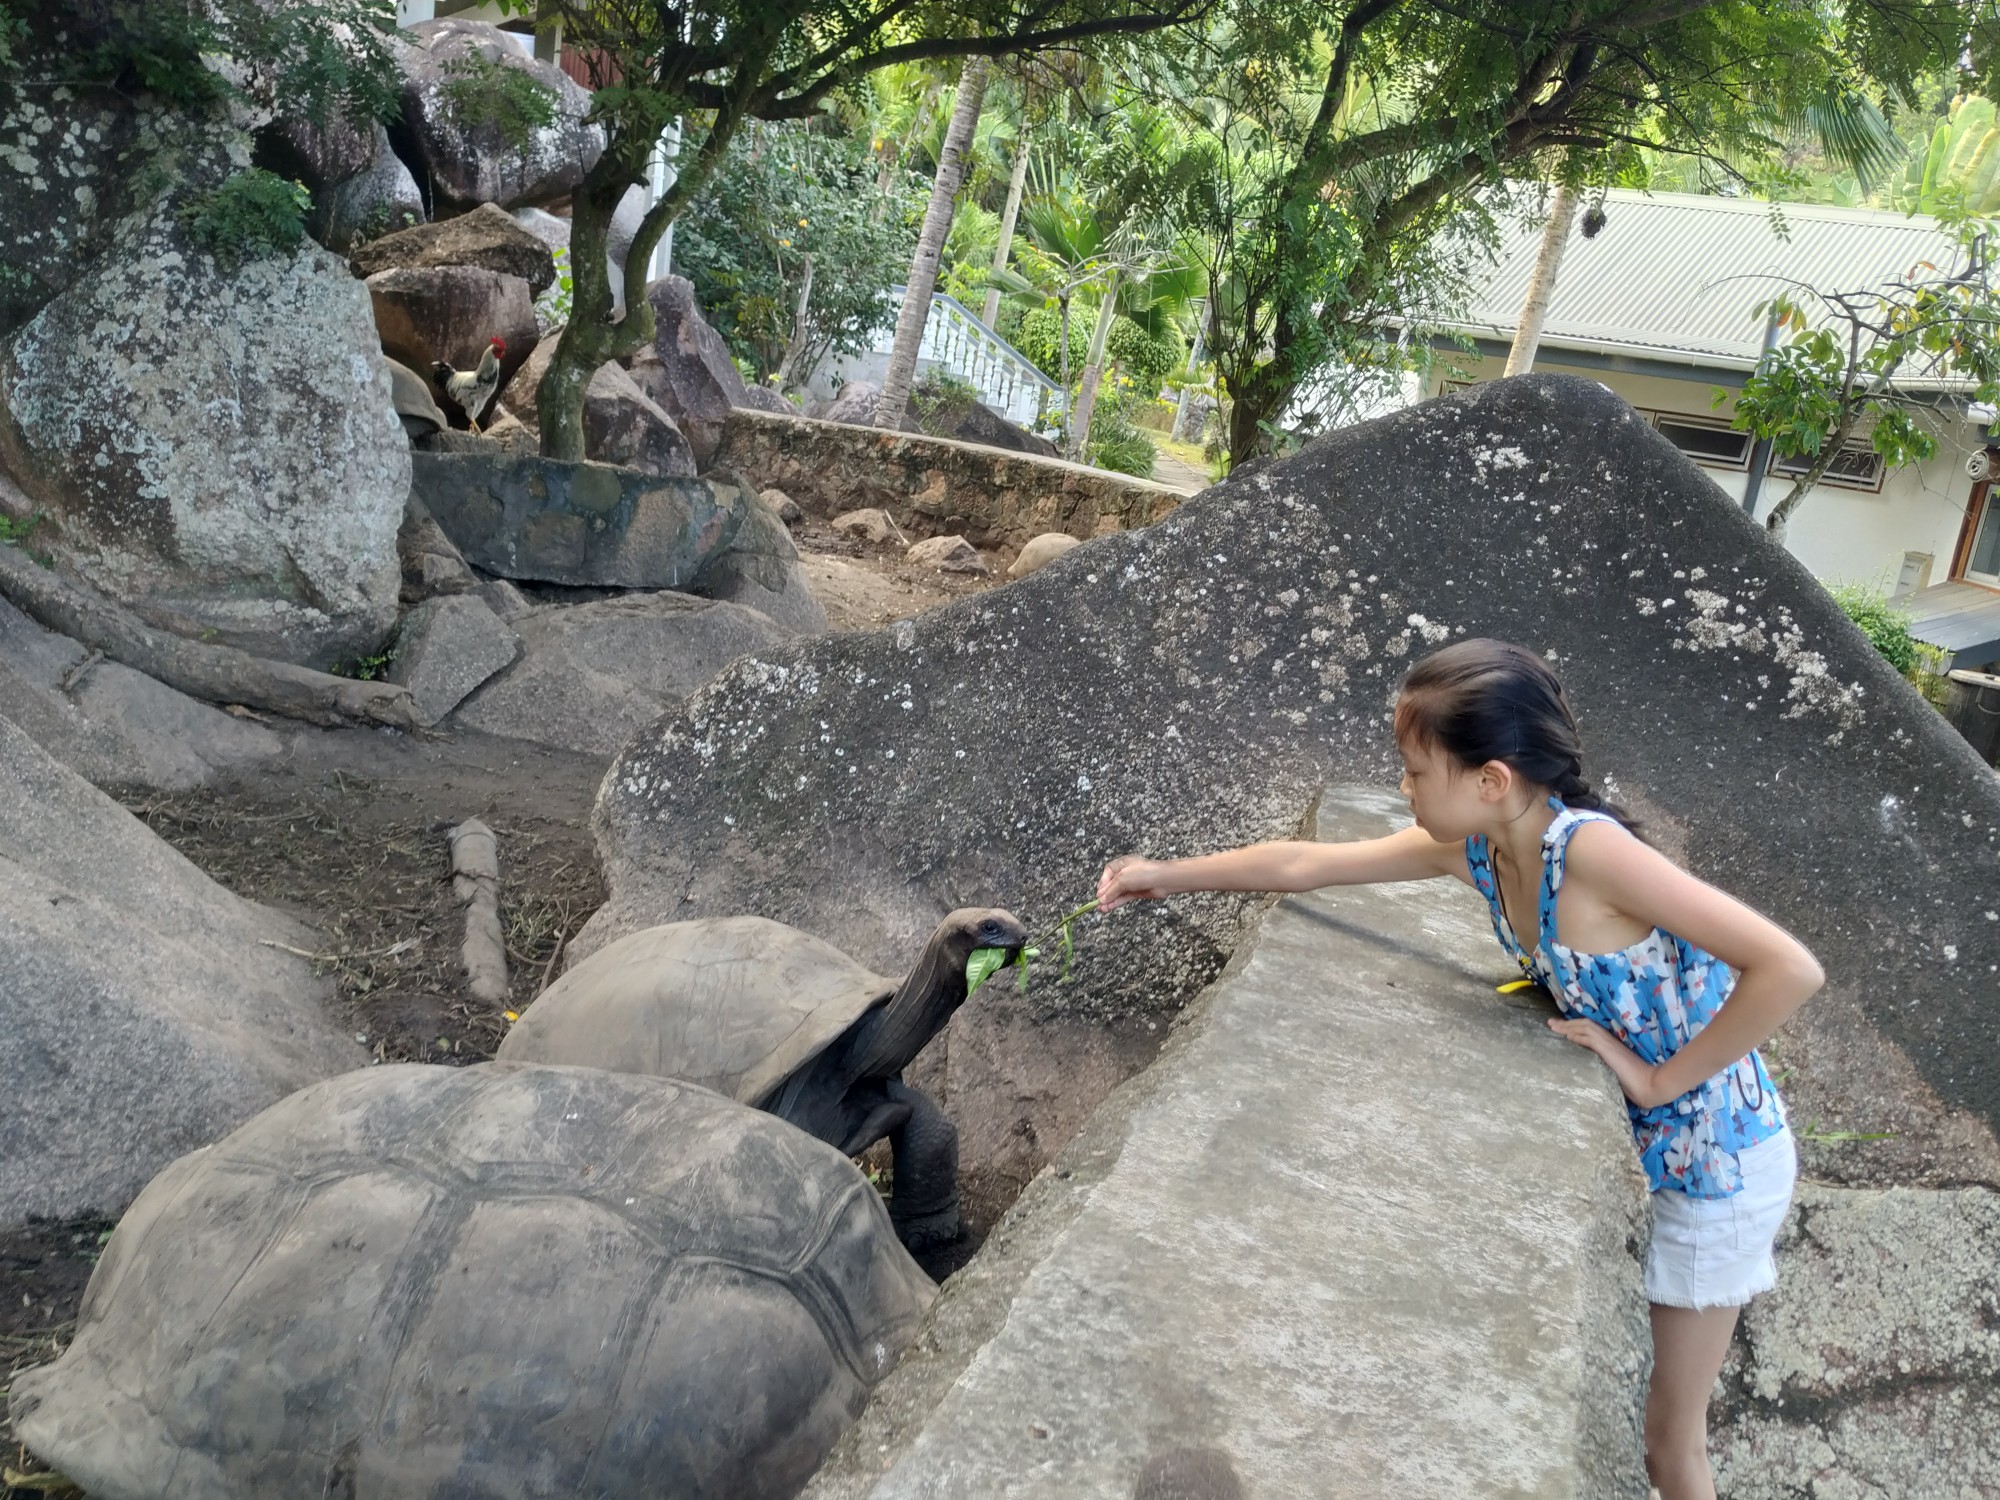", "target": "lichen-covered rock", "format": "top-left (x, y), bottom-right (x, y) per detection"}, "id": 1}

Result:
top-left (412, 451), bottom-right (743, 589)
top-left (366, 264), bottom-right (539, 409)
top-left (585, 374), bottom-right (2000, 1208)
top-left (399, 19), bottom-right (604, 213)
top-left (1712, 1184), bottom-right (2000, 1497)
top-left (0, 187), bottom-right (410, 669)
top-left (305, 123), bottom-right (425, 254)
top-left (509, 329), bottom-right (696, 477)
top-left (253, 109), bottom-right (375, 194)
top-left (0, 87), bottom-right (152, 336)
top-left (0, 715), bottom-right (361, 1227)
top-left (349, 201), bottom-right (557, 294)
